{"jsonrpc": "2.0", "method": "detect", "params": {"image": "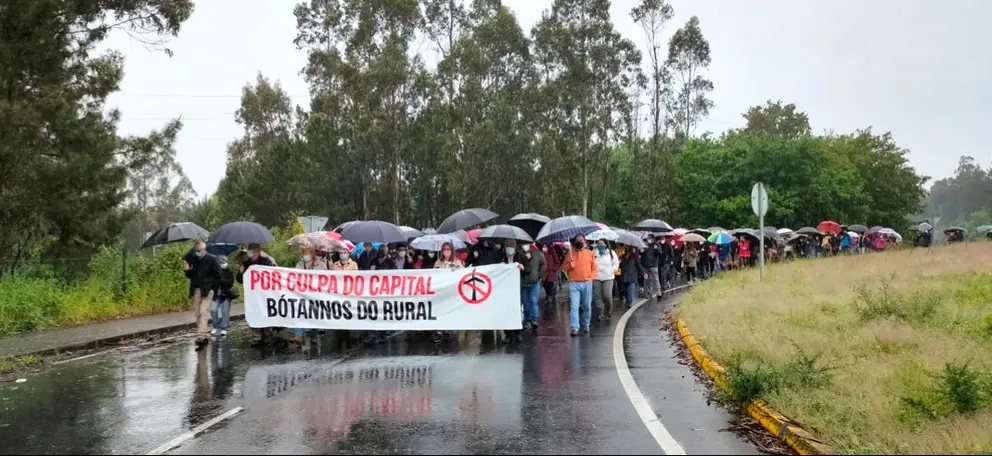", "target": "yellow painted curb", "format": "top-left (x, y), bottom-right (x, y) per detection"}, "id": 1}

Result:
top-left (674, 316), bottom-right (831, 455)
